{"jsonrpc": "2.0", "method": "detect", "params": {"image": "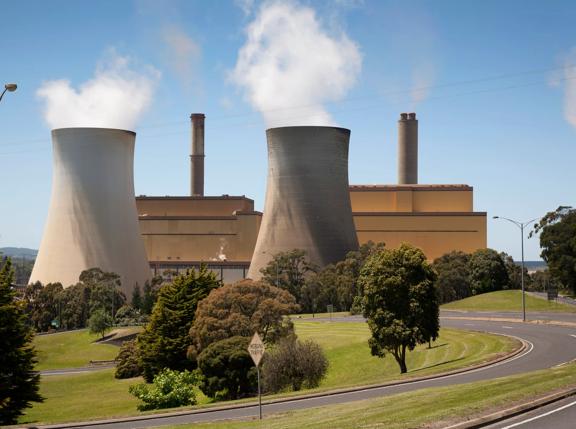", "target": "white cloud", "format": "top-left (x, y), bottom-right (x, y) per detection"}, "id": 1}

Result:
top-left (230, 0), bottom-right (362, 128)
top-left (162, 25), bottom-right (201, 89)
top-left (37, 51), bottom-right (160, 130)
top-left (235, 0), bottom-right (256, 16)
